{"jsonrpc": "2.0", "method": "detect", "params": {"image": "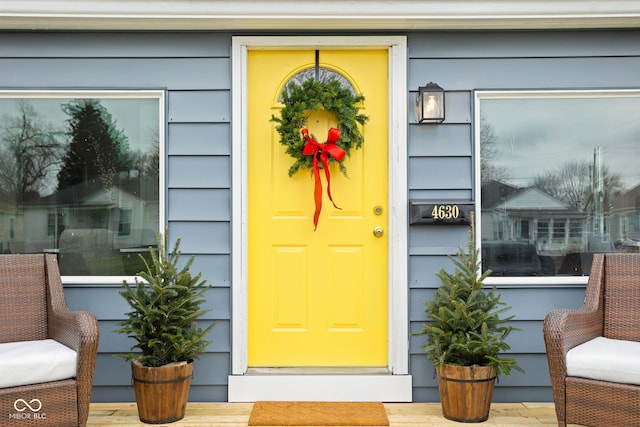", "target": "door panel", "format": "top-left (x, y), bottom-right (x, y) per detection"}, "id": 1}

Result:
top-left (248, 49), bottom-right (388, 366)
